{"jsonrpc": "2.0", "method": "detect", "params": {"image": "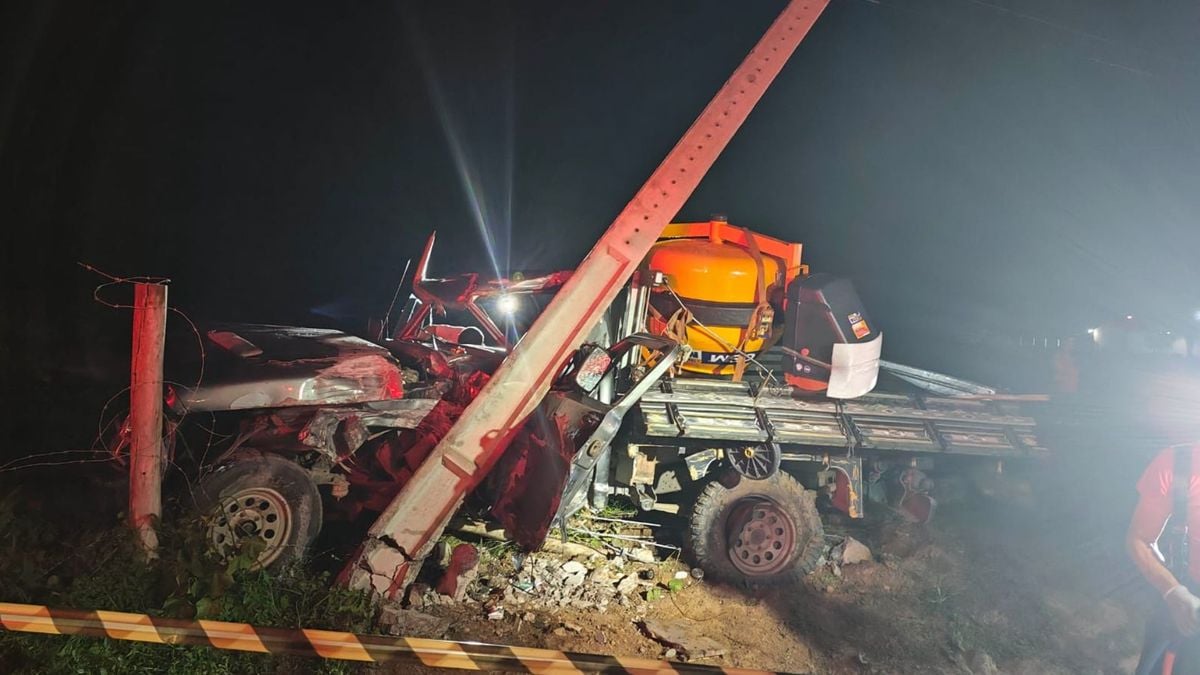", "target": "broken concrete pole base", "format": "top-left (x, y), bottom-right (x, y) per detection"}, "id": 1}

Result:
top-left (341, 538), bottom-right (412, 597)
